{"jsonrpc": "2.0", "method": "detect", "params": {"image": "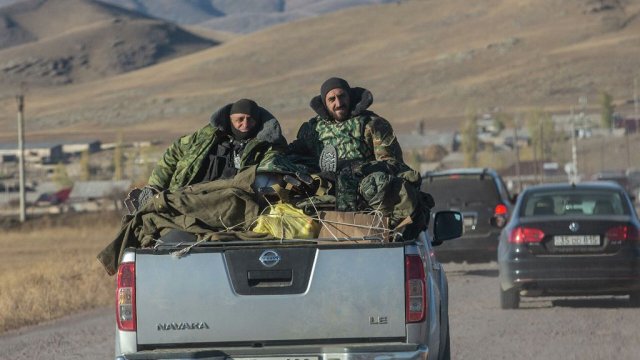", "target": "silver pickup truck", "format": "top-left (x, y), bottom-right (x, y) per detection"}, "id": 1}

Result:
top-left (114, 211), bottom-right (462, 360)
